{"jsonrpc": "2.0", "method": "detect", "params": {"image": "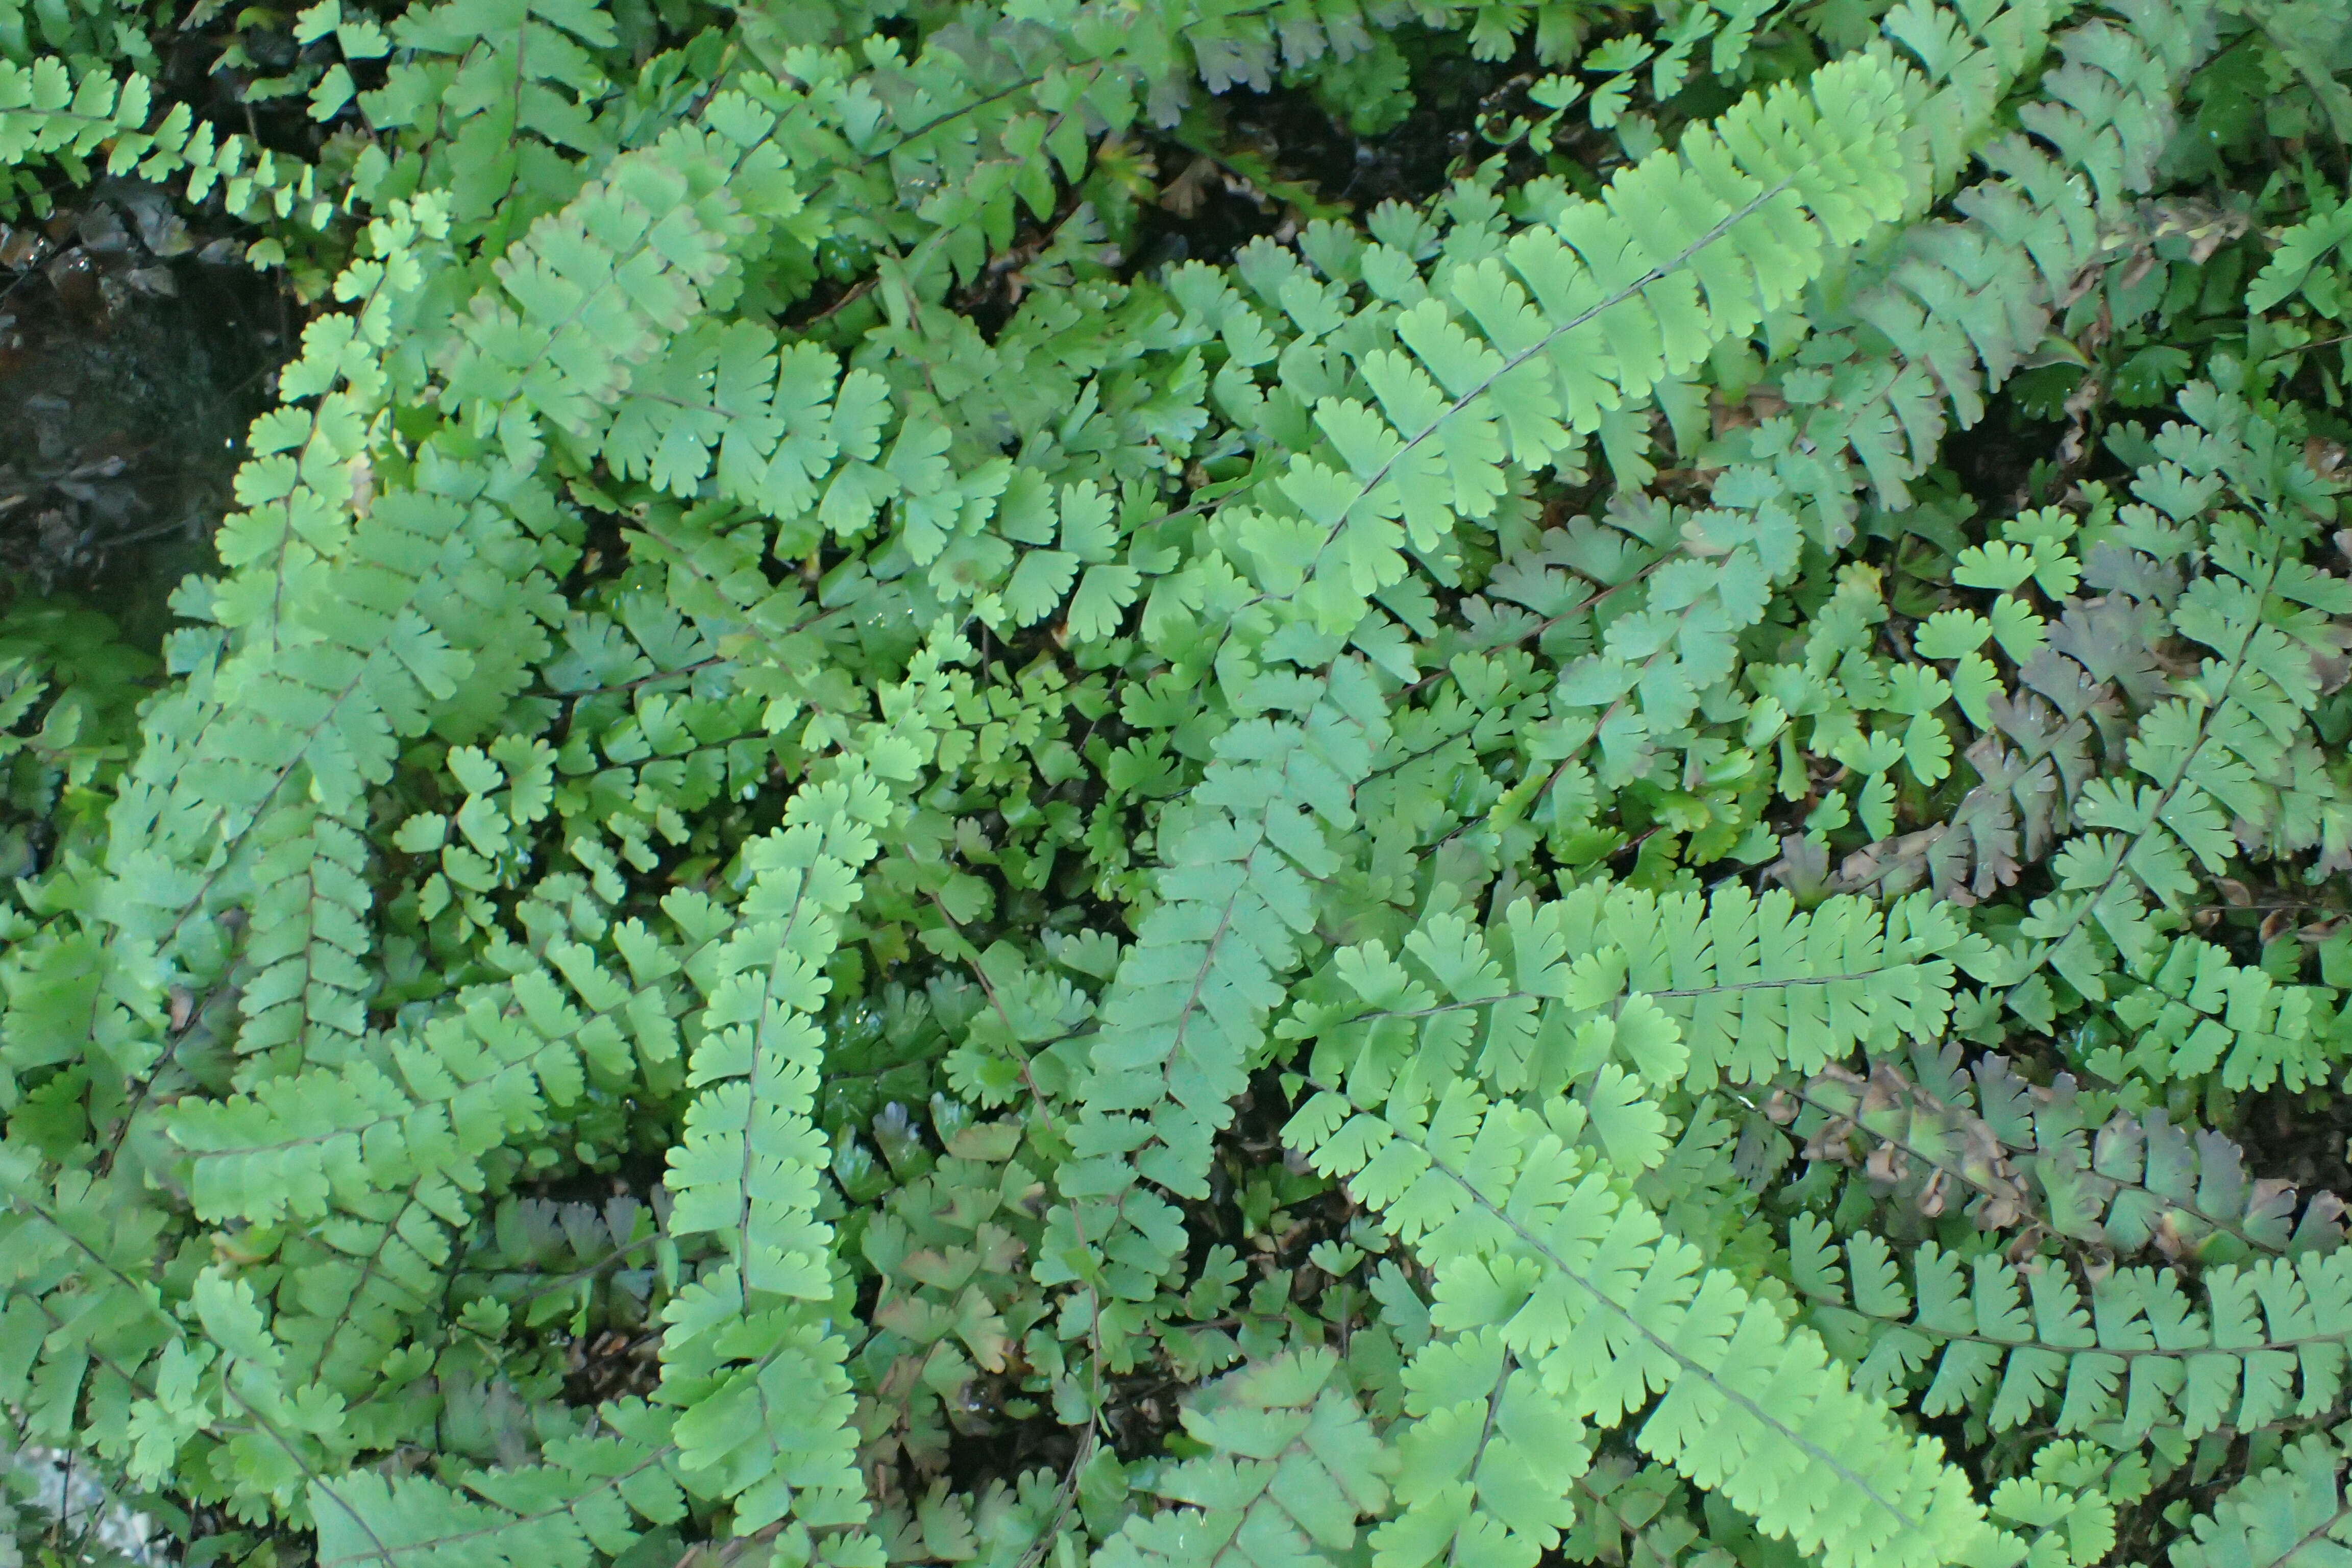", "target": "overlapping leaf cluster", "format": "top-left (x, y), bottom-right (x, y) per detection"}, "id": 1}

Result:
top-left (12, 0), bottom-right (2352, 1563)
